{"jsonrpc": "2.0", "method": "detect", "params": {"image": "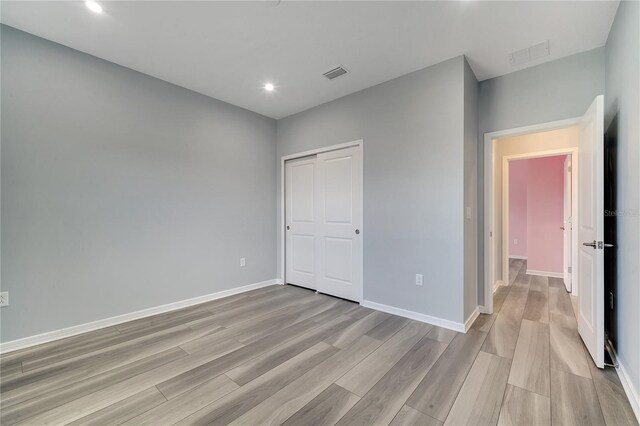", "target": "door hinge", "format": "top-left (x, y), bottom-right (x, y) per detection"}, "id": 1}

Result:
top-left (610, 292), bottom-right (614, 310)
